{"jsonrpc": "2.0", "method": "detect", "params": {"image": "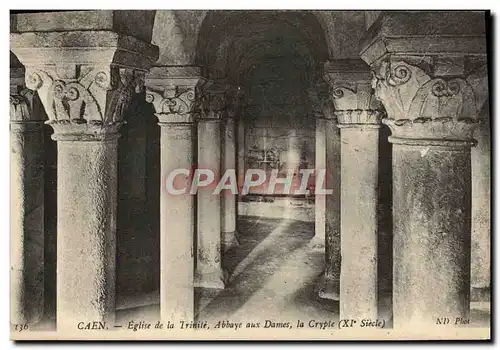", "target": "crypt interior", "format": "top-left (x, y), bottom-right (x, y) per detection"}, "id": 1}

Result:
top-left (9, 10), bottom-right (491, 332)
